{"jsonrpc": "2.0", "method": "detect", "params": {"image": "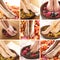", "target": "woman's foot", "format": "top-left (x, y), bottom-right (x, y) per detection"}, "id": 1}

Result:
top-left (47, 0), bottom-right (54, 11)
top-left (30, 41), bottom-right (39, 53)
top-left (0, 0), bottom-right (17, 18)
top-left (6, 25), bottom-right (17, 36)
top-left (54, 0), bottom-right (60, 12)
top-left (47, 0), bottom-right (60, 12)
